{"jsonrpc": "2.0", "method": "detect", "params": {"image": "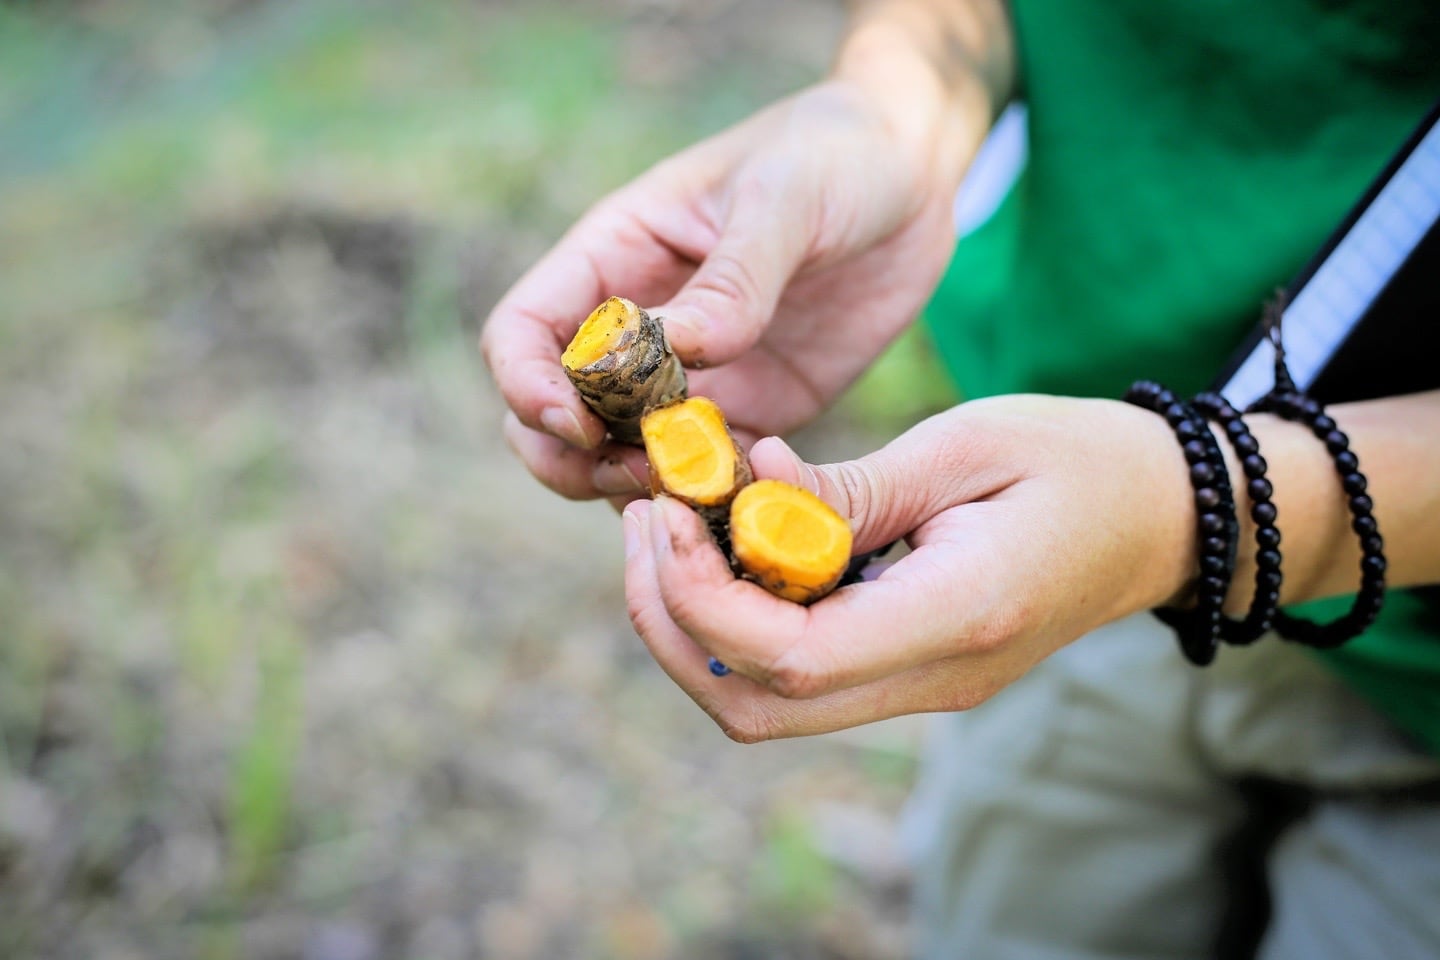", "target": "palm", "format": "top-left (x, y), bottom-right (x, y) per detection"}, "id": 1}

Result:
top-left (483, 80), bottom-right (970, 500)
top-left (690, 206), bottom-right (956, 438)
top-left (618, 84), bottom-right (961, 439)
